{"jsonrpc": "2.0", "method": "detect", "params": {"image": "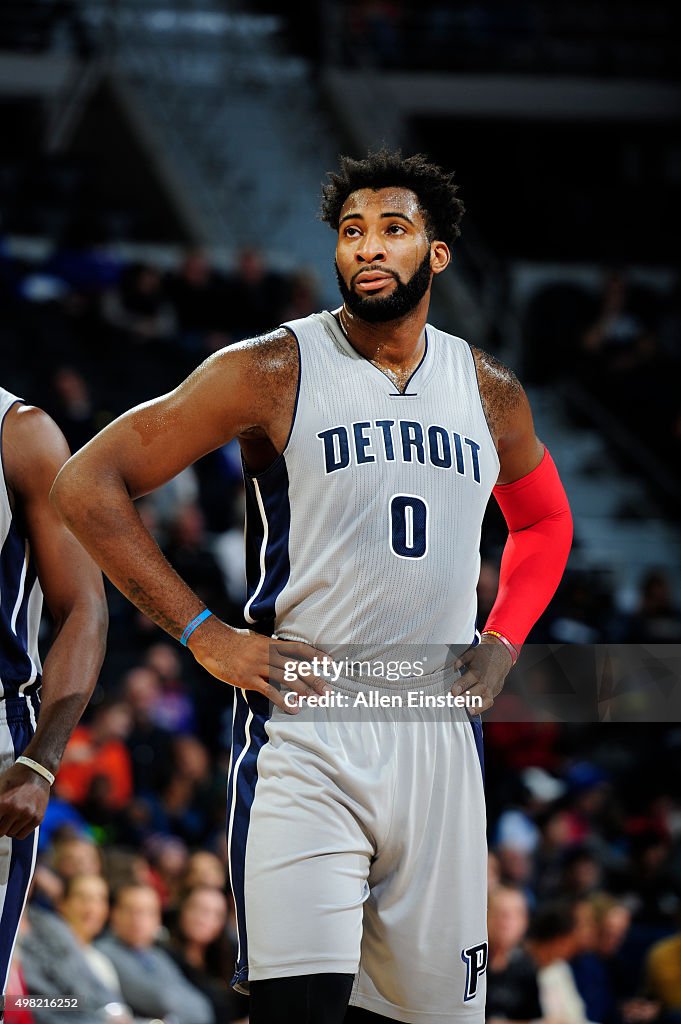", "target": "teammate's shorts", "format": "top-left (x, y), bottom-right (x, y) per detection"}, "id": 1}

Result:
top-left (227, 667), bottom-right (488, 1024)
top-left (0, 698), bottom-right (39, 998)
